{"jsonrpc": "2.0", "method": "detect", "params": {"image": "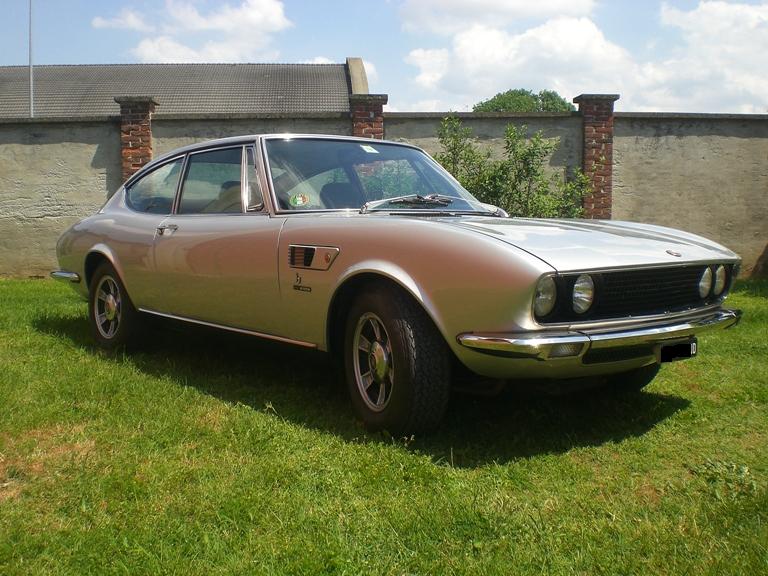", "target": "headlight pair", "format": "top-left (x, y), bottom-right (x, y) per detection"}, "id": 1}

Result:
top-left (698, 264), bottom-right (727, 298)
top-left (534, 274), bottom-right (595, 318)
